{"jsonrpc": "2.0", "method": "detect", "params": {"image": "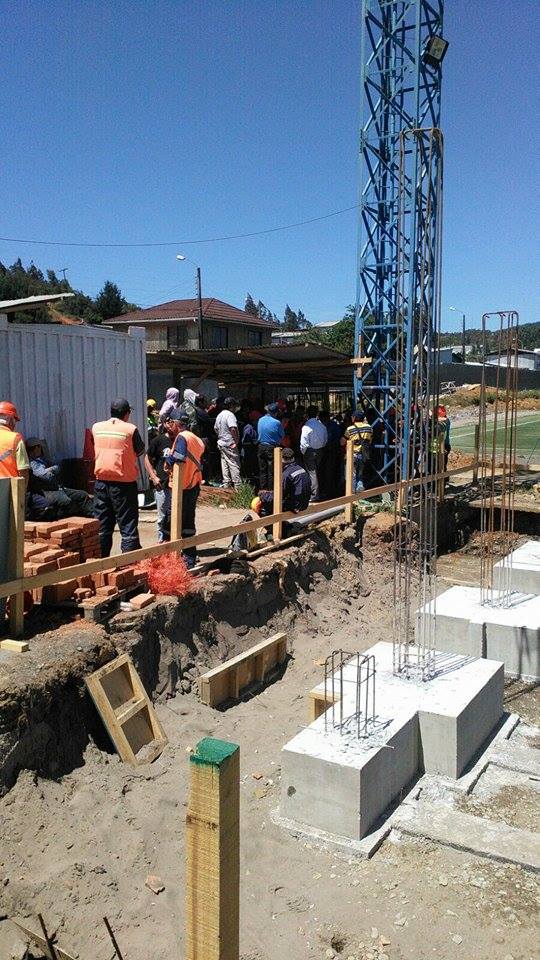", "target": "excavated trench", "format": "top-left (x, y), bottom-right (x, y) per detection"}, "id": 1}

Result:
top-left (0, 500), bottom-right (473, 795)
